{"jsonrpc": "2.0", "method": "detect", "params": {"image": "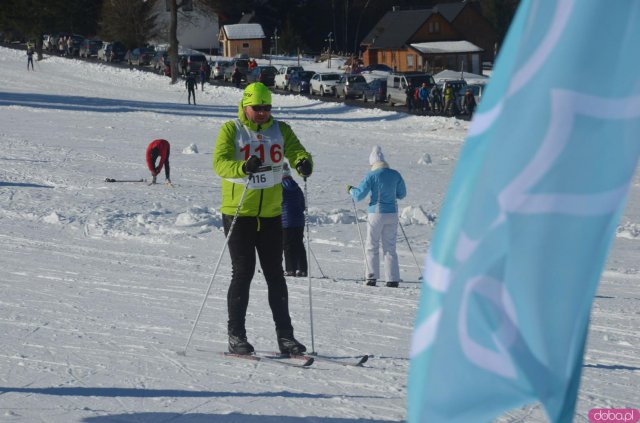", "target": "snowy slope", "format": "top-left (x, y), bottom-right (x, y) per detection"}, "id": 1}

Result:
top-left (0, 47), bottom-right (638, 422)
